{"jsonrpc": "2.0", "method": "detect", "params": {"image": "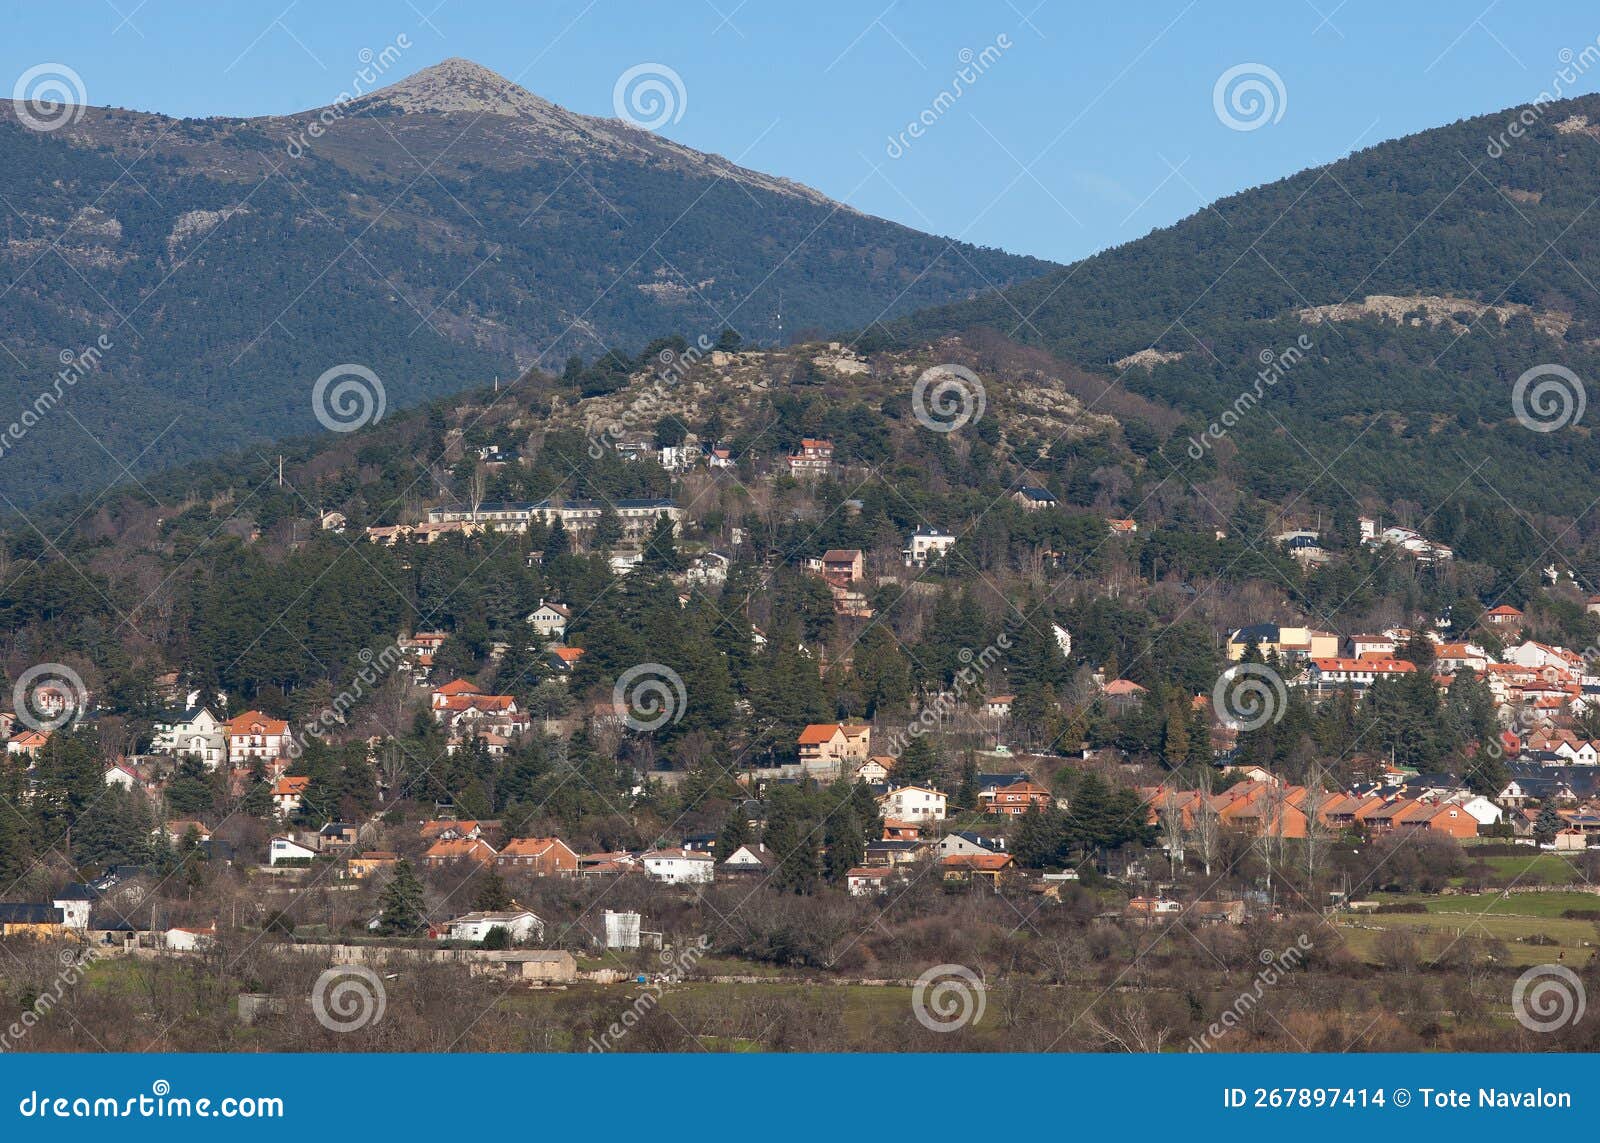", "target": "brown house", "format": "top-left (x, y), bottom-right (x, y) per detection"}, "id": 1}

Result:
top-left (496, 836), bottom-right (579, 876)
